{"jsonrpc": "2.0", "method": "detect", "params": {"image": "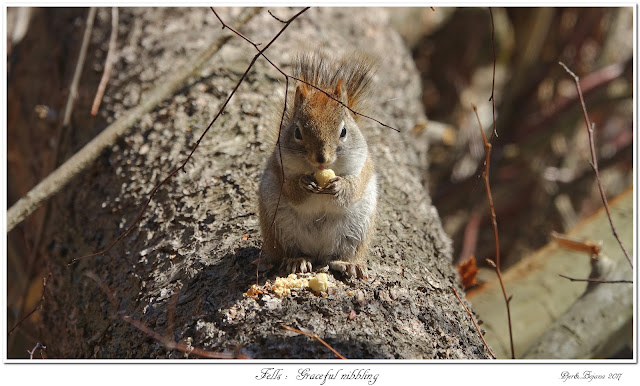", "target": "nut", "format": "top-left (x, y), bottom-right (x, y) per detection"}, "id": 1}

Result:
top-left (314, 169), bottom-right (336, 187)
